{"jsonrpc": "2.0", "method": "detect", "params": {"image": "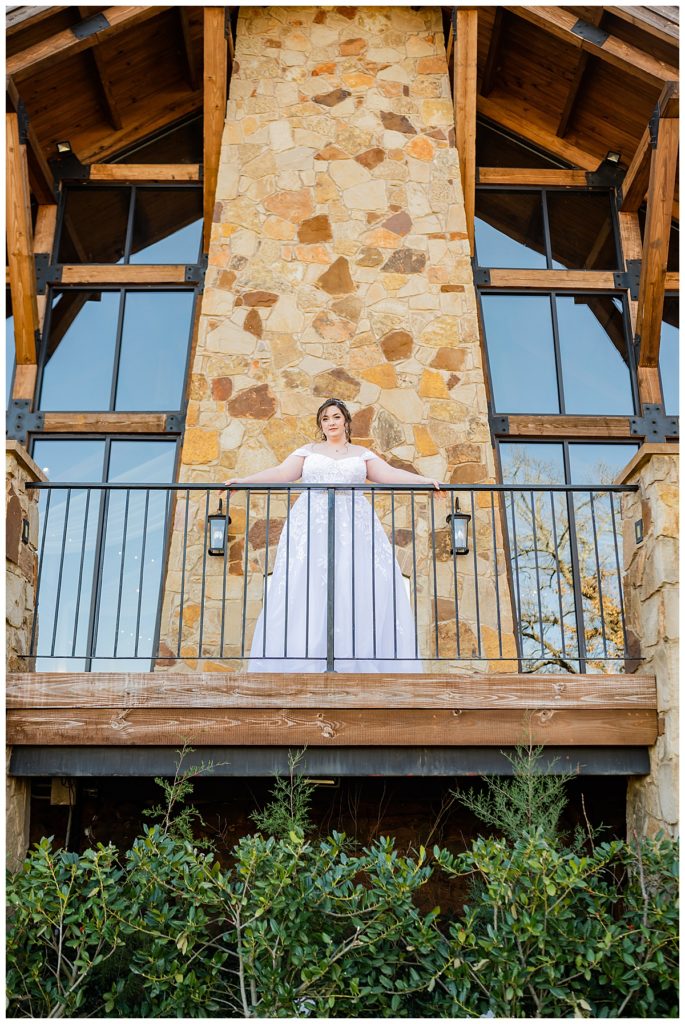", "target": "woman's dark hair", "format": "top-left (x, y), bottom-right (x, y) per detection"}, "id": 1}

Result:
top-left (316, 398), bottom-right (352, 441)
